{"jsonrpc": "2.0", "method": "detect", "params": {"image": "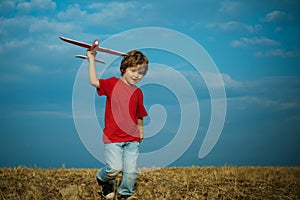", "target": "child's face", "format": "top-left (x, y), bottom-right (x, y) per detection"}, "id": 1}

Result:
top-left (122, 64), bottom-right (147, 86)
